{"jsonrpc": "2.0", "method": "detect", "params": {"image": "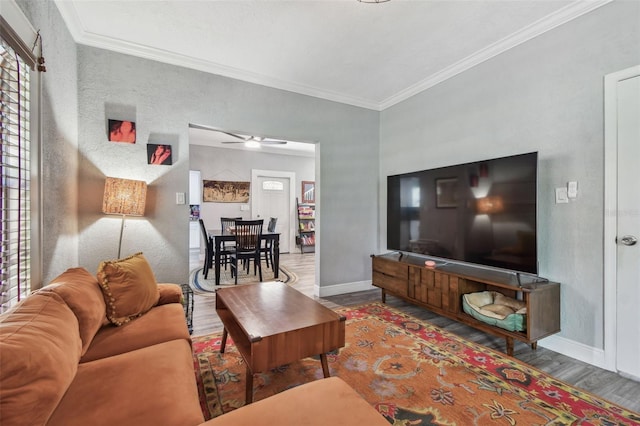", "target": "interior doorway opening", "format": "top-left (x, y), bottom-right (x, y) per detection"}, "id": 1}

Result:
top-left (187, 124), bottom-right (317, 286)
